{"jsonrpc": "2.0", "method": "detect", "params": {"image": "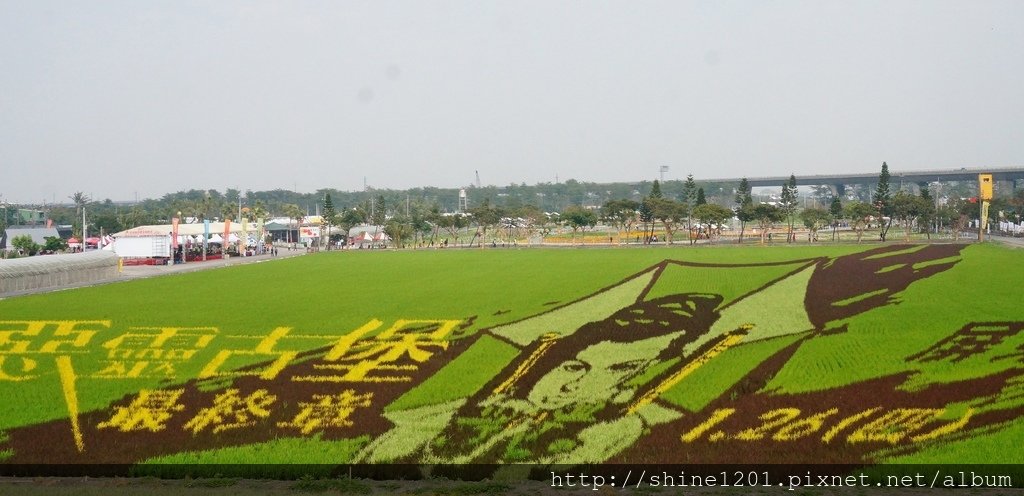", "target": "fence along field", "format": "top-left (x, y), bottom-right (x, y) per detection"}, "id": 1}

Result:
top-left (0, 243), bottom-right (1022, 476)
